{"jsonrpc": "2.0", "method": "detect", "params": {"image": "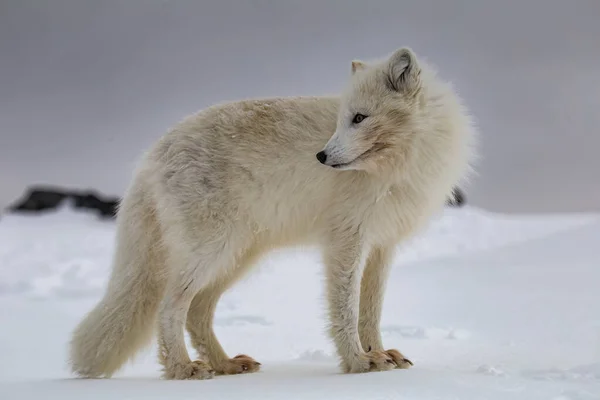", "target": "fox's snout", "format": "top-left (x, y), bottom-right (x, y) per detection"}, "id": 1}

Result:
top-left (317, 133), bottom-right (354, 168)
top-left (316, 135), bottom-right (366, 169)
top-left (316, 150), bottom-right (328, 165)
top-left (316, 149), bottom-right (346, 169)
